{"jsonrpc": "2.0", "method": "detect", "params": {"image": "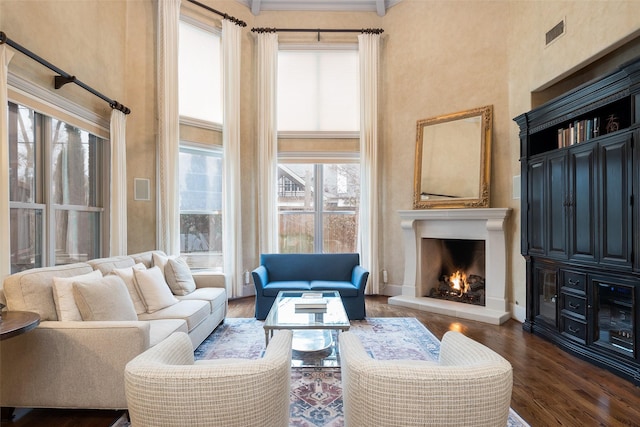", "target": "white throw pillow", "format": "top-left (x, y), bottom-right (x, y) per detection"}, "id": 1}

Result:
top-left (52, 270), bottom-right (103, 321)
top-left (165, 257), bottom-right (196, 296)
top-left (113, 263), bottom-right (147, 315)
top-left (152, 252), bottom-right (170, 274)
top-left (133, 266), bottom-right (179, 313)
top-left (72, 275), bottom-right (138, 321)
